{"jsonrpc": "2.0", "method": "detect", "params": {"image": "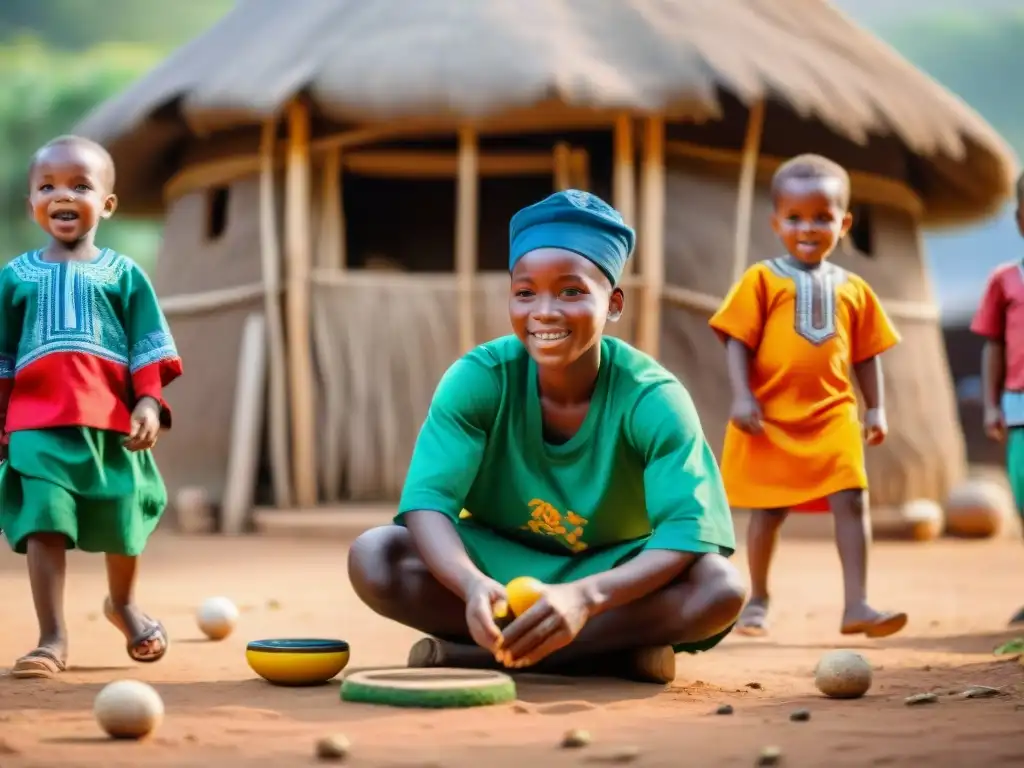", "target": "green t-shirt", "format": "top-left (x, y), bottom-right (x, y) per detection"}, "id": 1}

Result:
top-left (396, 335), bottom-right (735, 577)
